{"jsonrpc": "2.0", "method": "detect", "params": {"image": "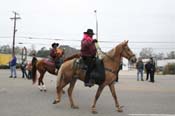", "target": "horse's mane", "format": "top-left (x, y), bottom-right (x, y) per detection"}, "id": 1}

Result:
top-left (64, 53), bottom-right (80, 62)
top-left (104, 40), bottom-right (128, 59)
